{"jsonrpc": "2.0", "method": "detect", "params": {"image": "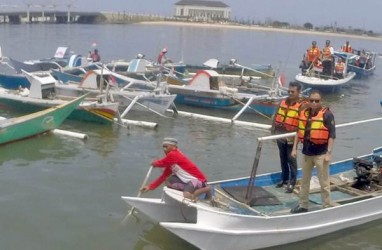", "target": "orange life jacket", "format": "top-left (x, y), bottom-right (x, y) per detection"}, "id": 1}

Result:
top-left (274, 99), bottom-right (306, 132)
top-left (306, 46), bottom-right (320, 62)
top-left (297, 108), bottom-right (329, 144)
top-left (342, 45), bottom-right (352, 53)
top-left (335, 62), bottom-right (345, 73)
